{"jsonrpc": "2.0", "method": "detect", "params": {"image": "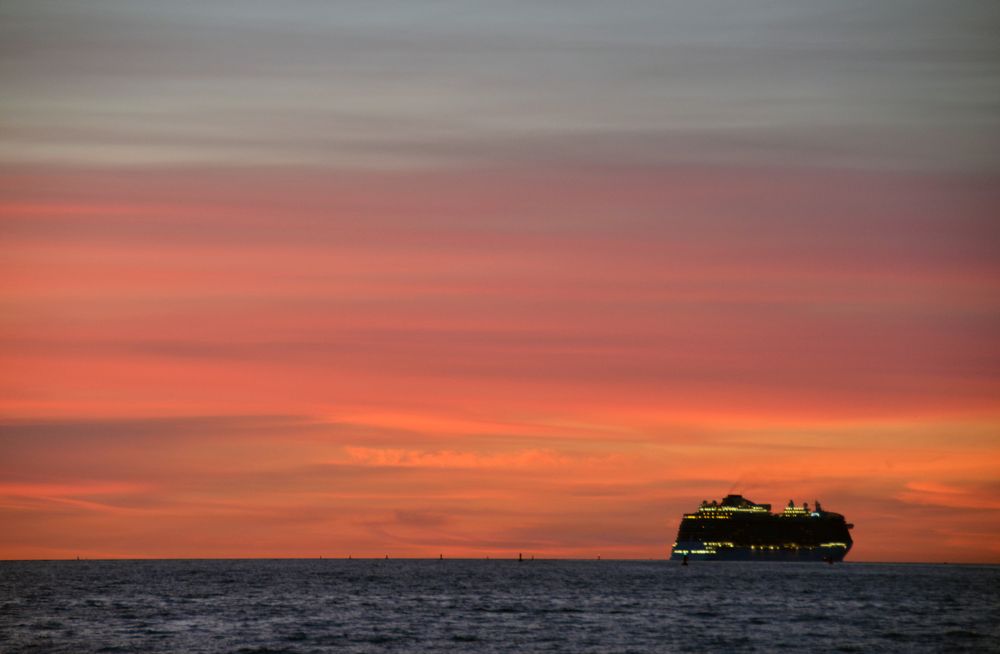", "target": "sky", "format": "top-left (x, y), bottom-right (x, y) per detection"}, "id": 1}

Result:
top-left (1, 0), bottom-right (999, 562)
